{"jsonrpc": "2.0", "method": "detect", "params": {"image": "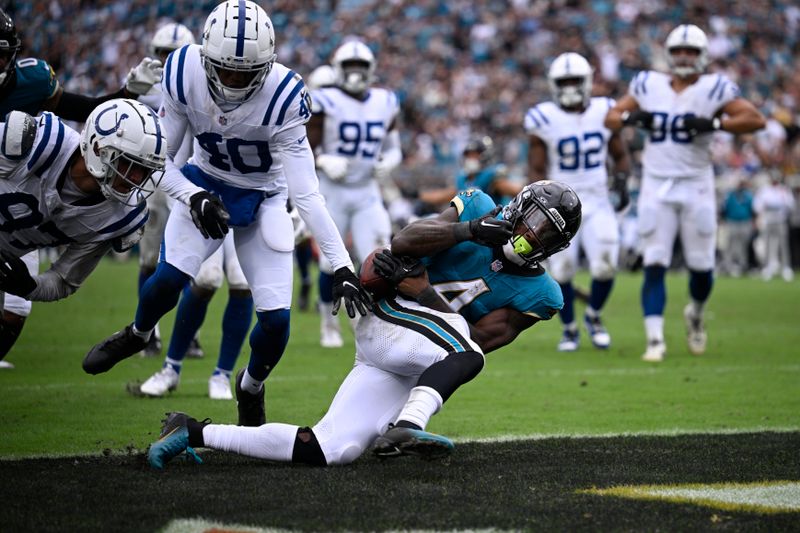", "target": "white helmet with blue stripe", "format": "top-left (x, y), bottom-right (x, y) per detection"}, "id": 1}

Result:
top-left (547, 52), bottom-right (593, 109)
top-left (665, 24), bottom-right (709, 77)
top-left (149, 22), bottom-right (196, 58)
top-left (201, 0), bottom-right (277, 104)
top-left (79, 99), bottom-right (166, 206)
top-left (331, 40), bottom-right (376, 96)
